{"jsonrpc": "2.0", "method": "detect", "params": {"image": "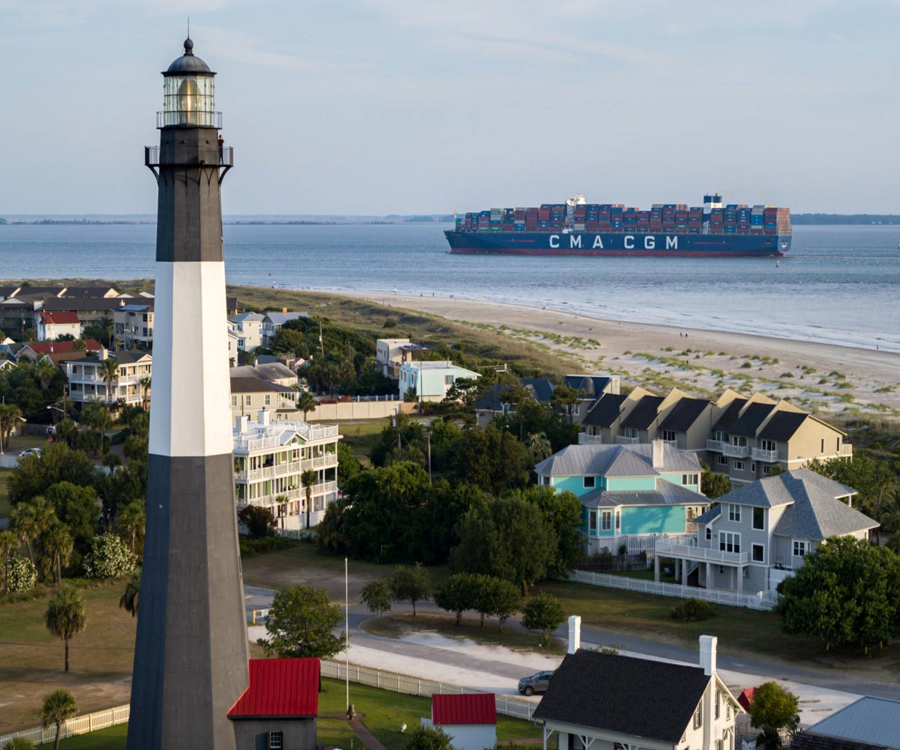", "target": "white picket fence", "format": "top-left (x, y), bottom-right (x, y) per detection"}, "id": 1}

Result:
top-left (570, 569), bottom-right (778, 611)
top-left (0, 661), bottom-right (535, 745)
top-left (0, 703), bottom-right (130, 747)
top-left (320, 660), bottom-right (536, 720)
